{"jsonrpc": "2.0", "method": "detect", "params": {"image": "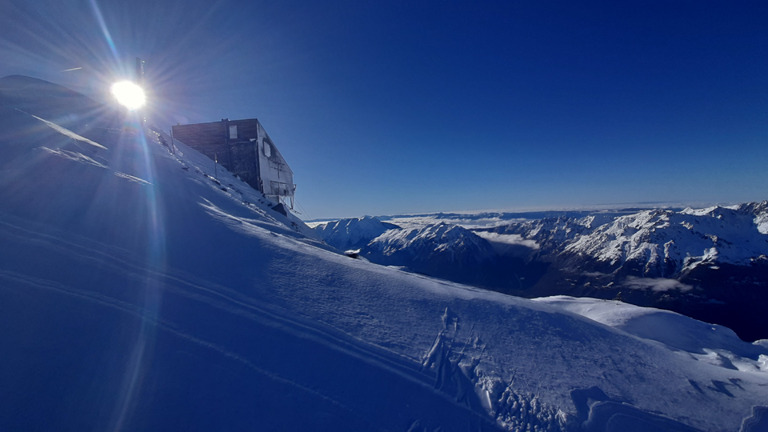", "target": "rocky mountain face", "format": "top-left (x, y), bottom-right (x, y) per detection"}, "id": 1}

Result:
top-left (314, 203), bottom-right (768, 341)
